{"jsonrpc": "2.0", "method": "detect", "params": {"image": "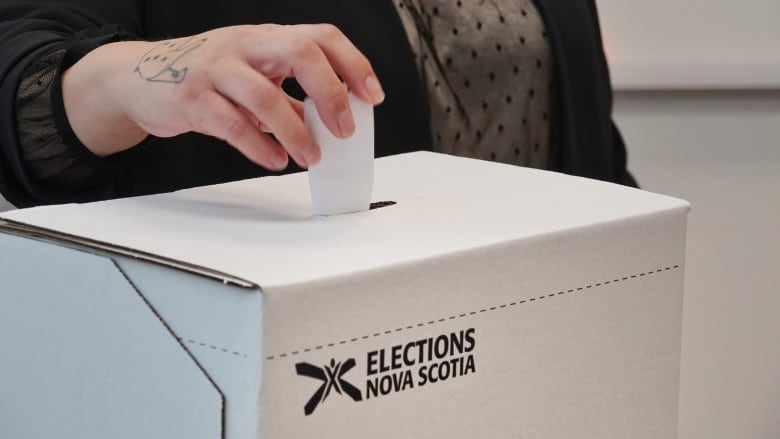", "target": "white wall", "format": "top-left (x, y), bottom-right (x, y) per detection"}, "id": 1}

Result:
top-left (614, 90), bottom-right (780, 439)
top-left (597, 0), bottom-right (780, 89)
top-left (596, 2), bottom-right (780, 436)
